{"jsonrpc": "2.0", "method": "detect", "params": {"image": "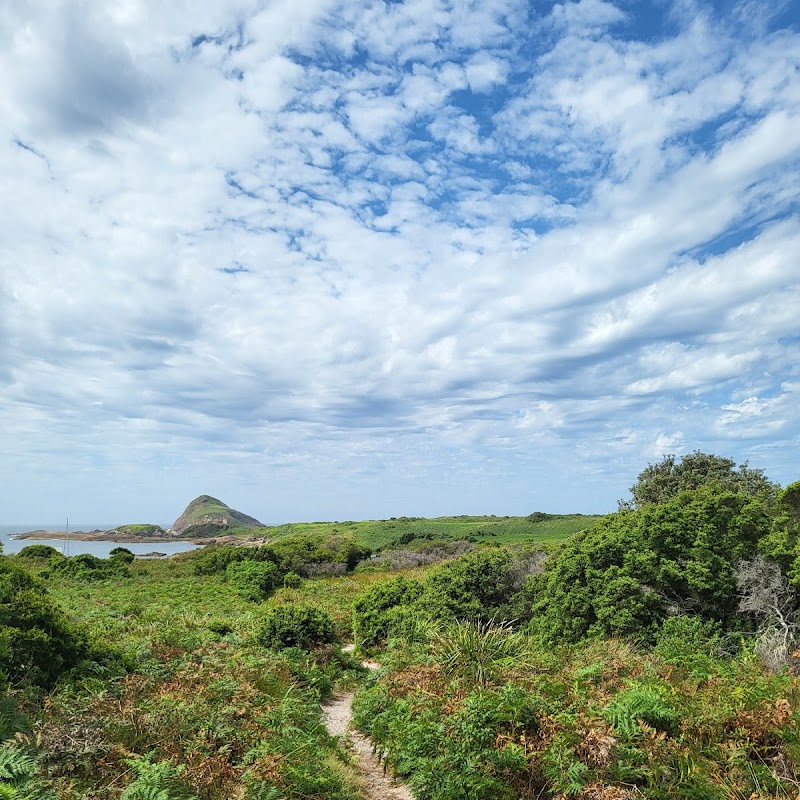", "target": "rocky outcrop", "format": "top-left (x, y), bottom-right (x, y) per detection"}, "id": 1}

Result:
top-left (170, 495), bottom-right (264, 535)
